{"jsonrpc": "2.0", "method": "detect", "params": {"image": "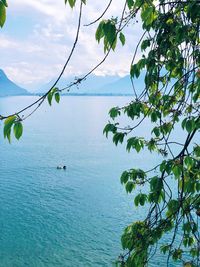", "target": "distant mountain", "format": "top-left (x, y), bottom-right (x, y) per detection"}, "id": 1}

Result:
top-left (38, 74), bottom-right (145, 95)
top-left (97, 75), bottom-right (144, 95)
top-left (38, 74), bottom-right (119, 94)
top-left (0, 69), bottom-right (29, 97)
